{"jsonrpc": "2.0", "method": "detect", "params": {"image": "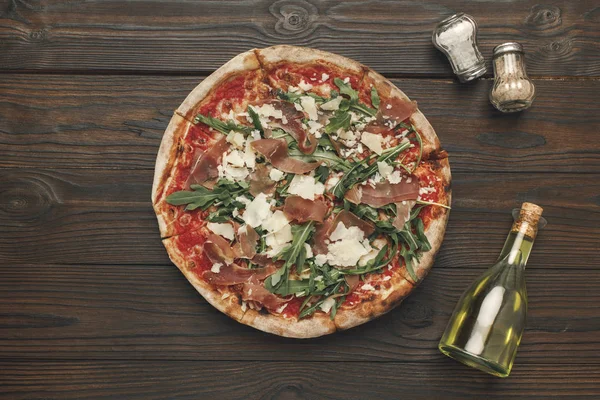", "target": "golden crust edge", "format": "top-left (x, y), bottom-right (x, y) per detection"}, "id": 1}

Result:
top-left (255, 45), bottom-right (365, 76)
